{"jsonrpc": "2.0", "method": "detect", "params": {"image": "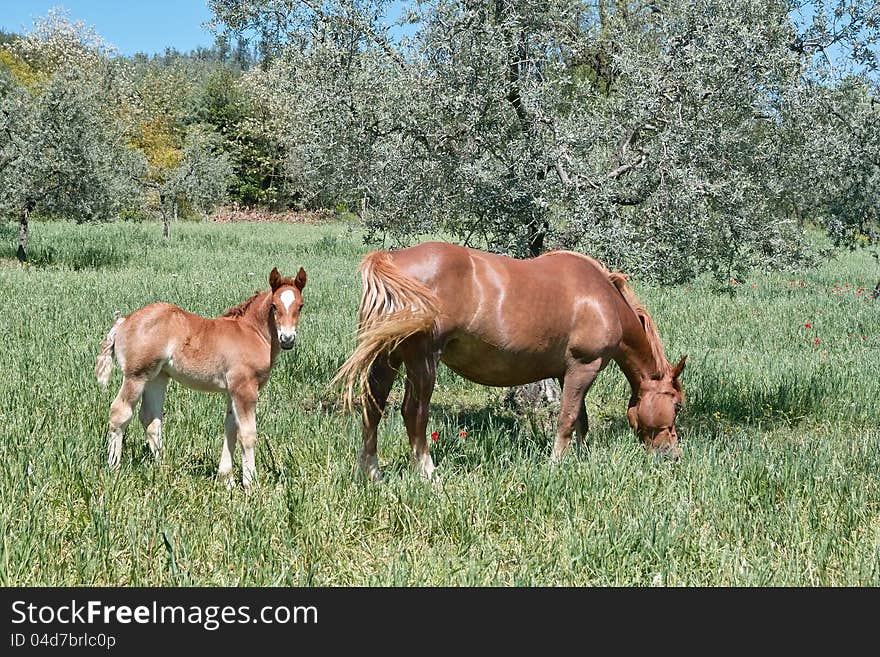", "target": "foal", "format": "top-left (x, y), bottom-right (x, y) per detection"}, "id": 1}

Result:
top-left (95, 267), bottom-right (307, 487)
